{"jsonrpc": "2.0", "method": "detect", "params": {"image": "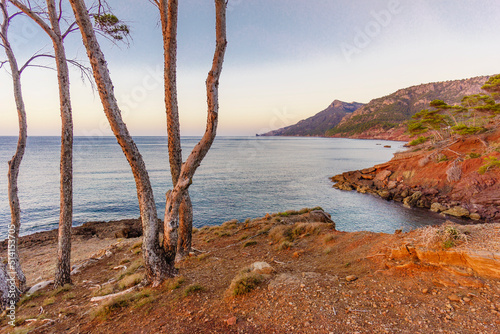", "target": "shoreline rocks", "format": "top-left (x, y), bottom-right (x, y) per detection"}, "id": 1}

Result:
top-left (331, 166), bottom-right (495, 222)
